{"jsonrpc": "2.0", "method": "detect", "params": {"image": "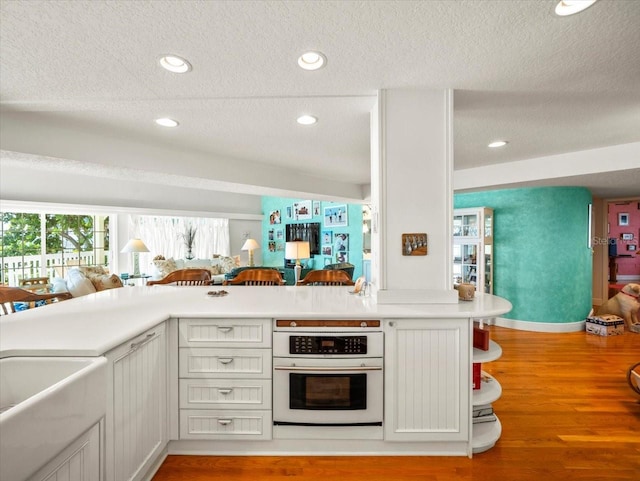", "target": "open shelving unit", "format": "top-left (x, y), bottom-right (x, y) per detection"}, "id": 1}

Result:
top-left (472, 339), bottom-right (502, 454)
